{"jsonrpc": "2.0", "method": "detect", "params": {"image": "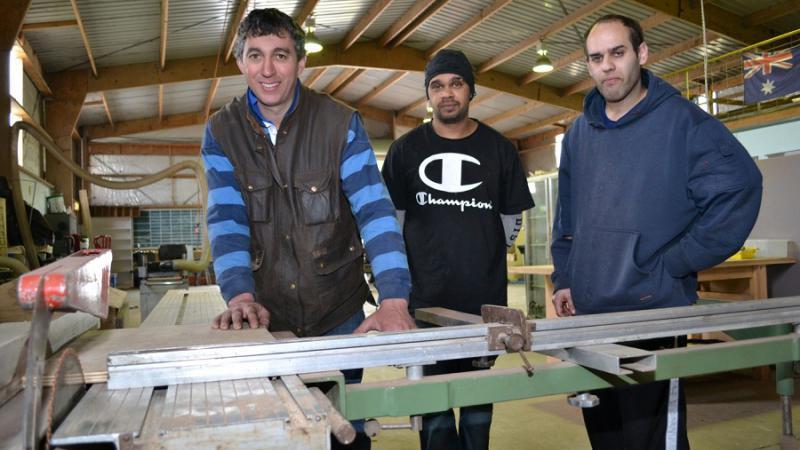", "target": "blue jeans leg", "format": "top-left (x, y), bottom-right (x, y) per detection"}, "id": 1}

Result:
top-left (324, 309), bottom-right (370, 450)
